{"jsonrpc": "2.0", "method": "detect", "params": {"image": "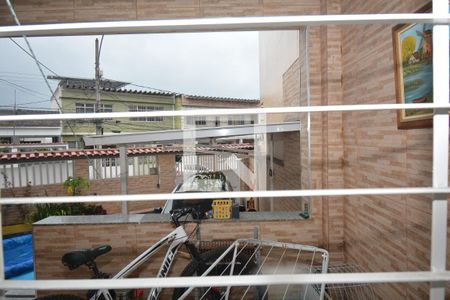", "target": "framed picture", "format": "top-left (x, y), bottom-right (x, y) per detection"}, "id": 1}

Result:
top-left (393, 3), bottom-right (434, 129)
